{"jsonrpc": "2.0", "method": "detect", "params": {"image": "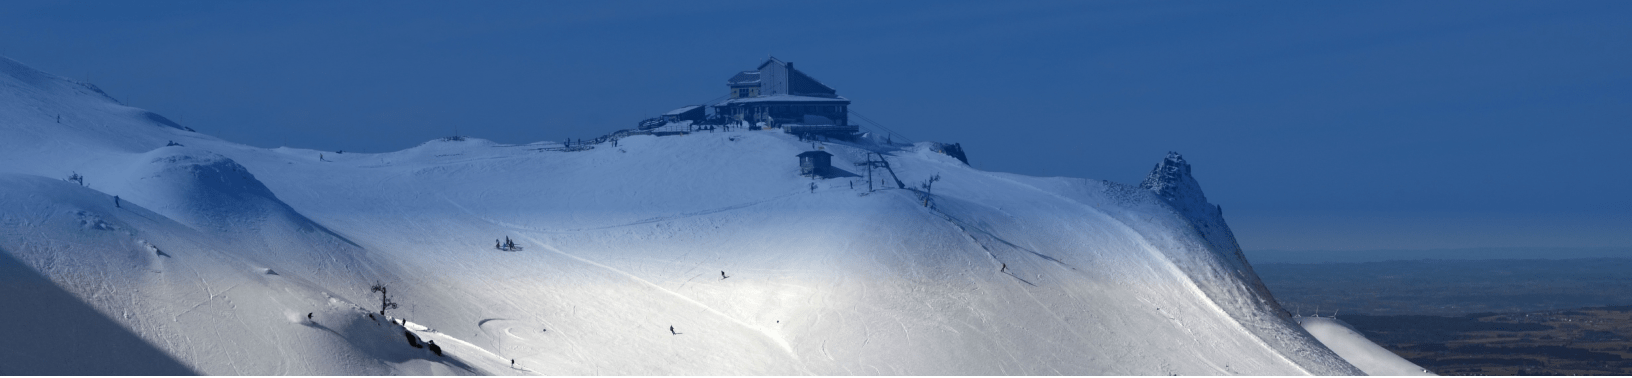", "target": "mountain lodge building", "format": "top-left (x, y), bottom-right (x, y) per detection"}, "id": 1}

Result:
top-left (713, 57), bottom-right (855, 138)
